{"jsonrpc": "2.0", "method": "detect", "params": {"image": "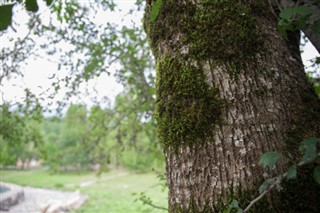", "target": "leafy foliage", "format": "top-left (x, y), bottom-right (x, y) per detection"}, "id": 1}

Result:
top-left (25, 0), bottom-right (39, 12)
top-left (259, 178), bottom-right (275, 195)
top-left (299, 137), bottom-right (319, 162)
top-left (0, 0), bottom-right (161, 174)
top-left (278, 4), bottom-right (320, 38)
top-left (45, 0), bottom-right (53, 6)
top-left (150, 0), bottom-right (162, 21)
top-left (223, 199), bottom-right (243, 213)
top-left (279, 6), bottom-right (314, 21)
top-left (0, 104), bottom-right (44, 166)
top-left (39, 102), bottom-right (162, 173)
top-left (243, 137), bottom-right (320, 212)
top-left (286, 165), bottom-right (297, 180)
top-left (0, 4), bottom-right (14, 31)
top-left (259, 151), bottom-right (282, 170)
